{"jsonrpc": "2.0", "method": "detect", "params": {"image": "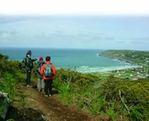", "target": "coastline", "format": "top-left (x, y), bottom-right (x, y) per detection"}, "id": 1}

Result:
top-left (98, 50), bottom-right (149, 79)
top-left (75, 65), bottom-right (141, 73)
